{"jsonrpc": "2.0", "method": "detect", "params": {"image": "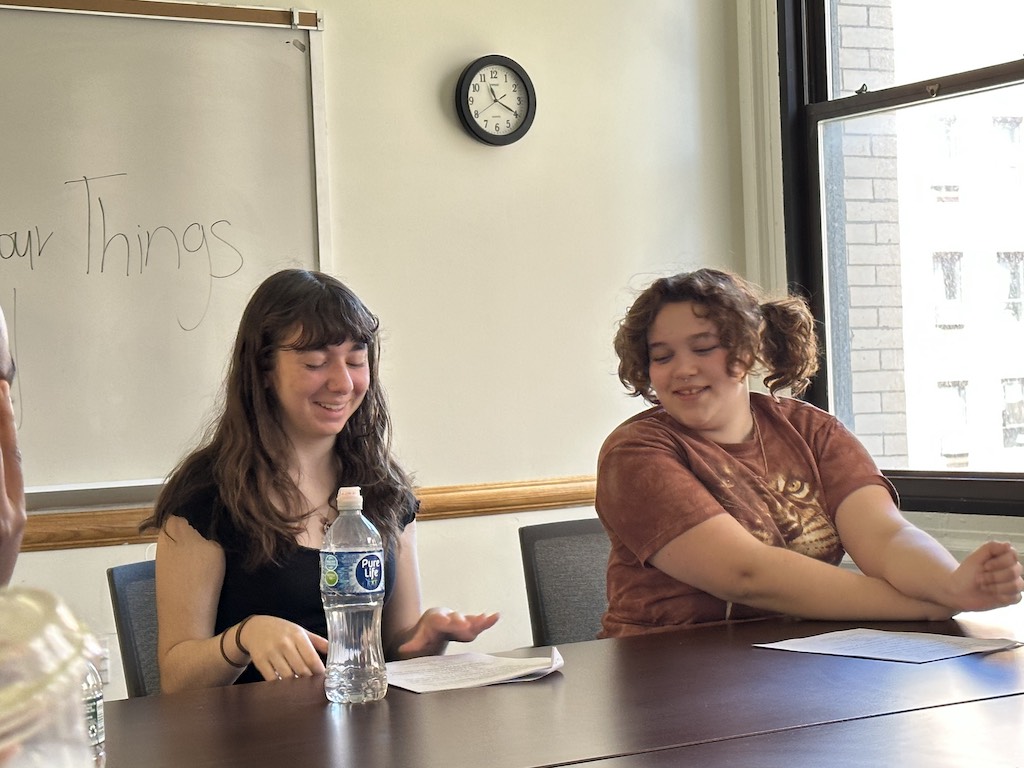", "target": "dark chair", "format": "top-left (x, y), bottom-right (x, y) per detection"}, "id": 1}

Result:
top-left (106, 559), bottom-right (160, 697)
top-left (518, 517), bottom-right (611, 647)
